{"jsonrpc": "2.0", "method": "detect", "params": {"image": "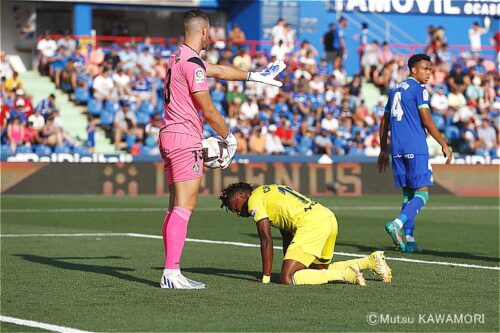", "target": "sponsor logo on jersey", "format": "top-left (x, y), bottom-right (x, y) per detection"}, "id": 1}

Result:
top-left (195, 68), bottom-right (205, 83)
